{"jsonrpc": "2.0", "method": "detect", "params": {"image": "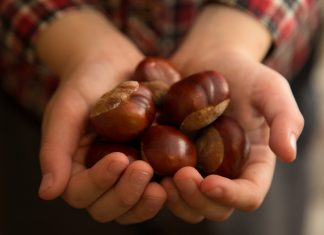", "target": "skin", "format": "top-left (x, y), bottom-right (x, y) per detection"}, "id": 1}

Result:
top-left (35, 5), bottom-right (304, 224)
top-left (36, 9), bottom-right (166, 224)
top-left (162, 5), bottom-right (303, 222)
